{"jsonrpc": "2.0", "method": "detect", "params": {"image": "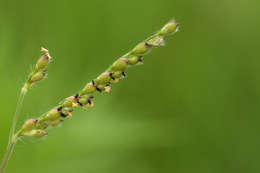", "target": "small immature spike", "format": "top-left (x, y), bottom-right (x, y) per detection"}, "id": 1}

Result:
top-left (22, 48), bottom-right (53, 94)
top-left (20, 129), bottom-right (48, 138)
top-left (21, 119), bottom-right (38, 131)
top-left (159, 21), bottom-right (179, 36)
top-left (128, 56), bottom-right (141, 65)
top-left (110, 59), bottom-right (128, 71)
top-left (81, 82), bottom-right (97, 95)
top-left (29, 71), bottom-right (46, 83)
top-left (131, 42), bottom-right (151, 55)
